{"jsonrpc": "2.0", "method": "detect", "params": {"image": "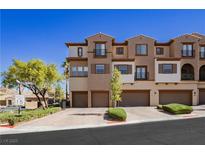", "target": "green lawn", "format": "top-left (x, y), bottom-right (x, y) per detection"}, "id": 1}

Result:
top-left (0, 107), bottom-right (61, 126)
